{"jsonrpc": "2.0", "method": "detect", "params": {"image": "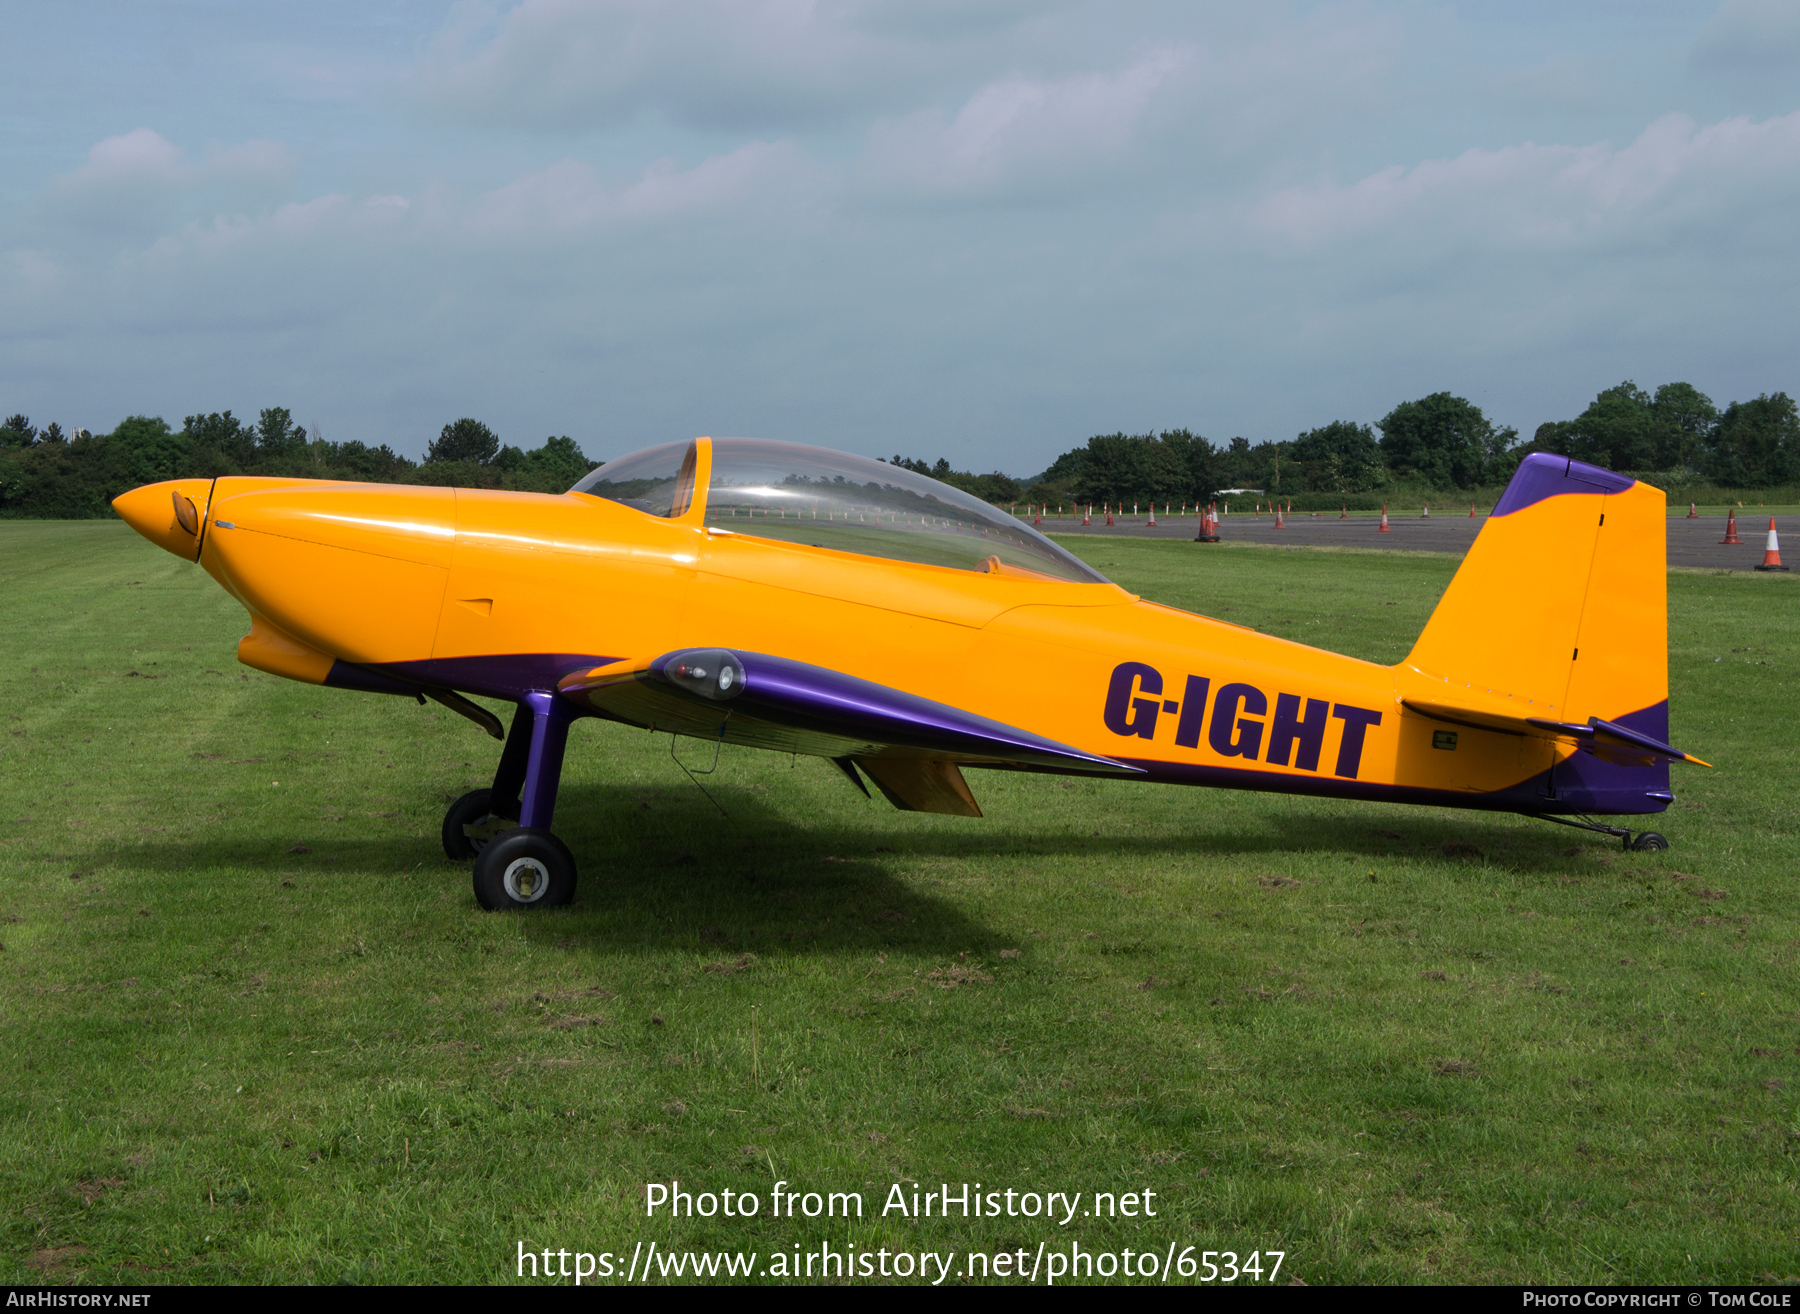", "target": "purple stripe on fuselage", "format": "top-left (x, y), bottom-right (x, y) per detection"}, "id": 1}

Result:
top-left (325, 661), bottom-right (423, 698)
top-left (1095, 756), bottom-right (1556, 813)
top-left (375, 652), bottom-right (623, 702)
top-left (672, 650), bottom-right (1138, 774)
top-left (1492, 453), bottom-right (1635, 517)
